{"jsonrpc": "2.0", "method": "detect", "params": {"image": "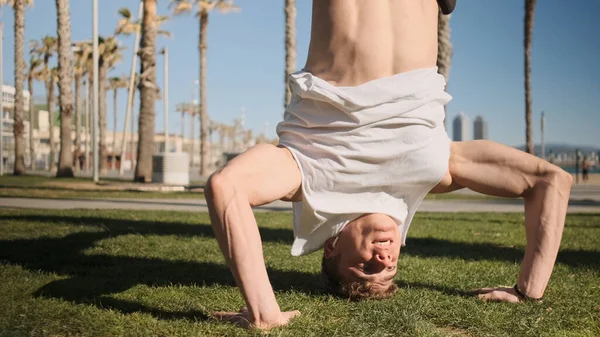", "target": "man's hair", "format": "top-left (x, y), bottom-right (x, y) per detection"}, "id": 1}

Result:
top-left (320, 253), bottom-right (398, 300)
